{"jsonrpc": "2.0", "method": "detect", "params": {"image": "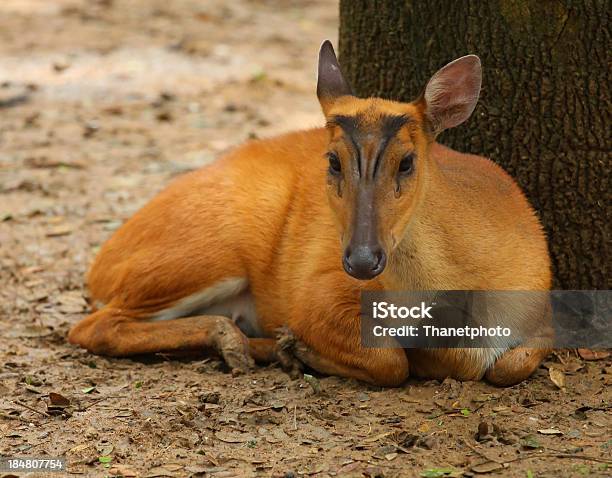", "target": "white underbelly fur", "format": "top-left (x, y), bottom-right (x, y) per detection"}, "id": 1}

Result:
top-left (148, 277), bottom-right (264, 337)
